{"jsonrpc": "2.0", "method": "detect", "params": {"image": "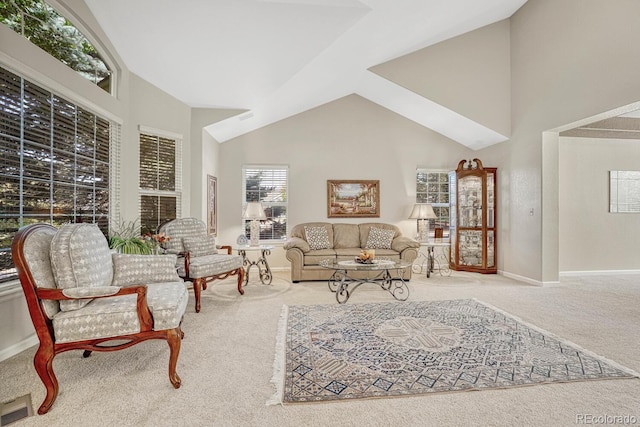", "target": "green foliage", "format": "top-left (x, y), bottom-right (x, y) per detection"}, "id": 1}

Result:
top-left (108, 219), bottom-right (153, 255)
top-left (0, 0), bottom-right (110, 86)
top-left (108, 235), bottom-right (153, 255)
